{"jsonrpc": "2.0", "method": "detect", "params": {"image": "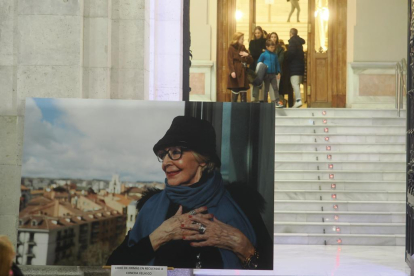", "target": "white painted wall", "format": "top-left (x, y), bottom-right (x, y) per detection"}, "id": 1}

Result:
top-left (346, 0), bottom-right (408, 108)
top-left (144, 0), bottom-right (183, 101)
top-left (189, 0), bottom-right (217, 102)
top-left (353, 0), bottom-right (407, 62)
